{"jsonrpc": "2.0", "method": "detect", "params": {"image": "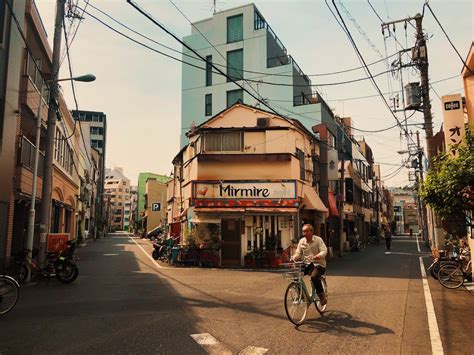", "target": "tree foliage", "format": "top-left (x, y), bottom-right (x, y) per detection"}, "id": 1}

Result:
top-left (420, 132), bottom-right (474, 226)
